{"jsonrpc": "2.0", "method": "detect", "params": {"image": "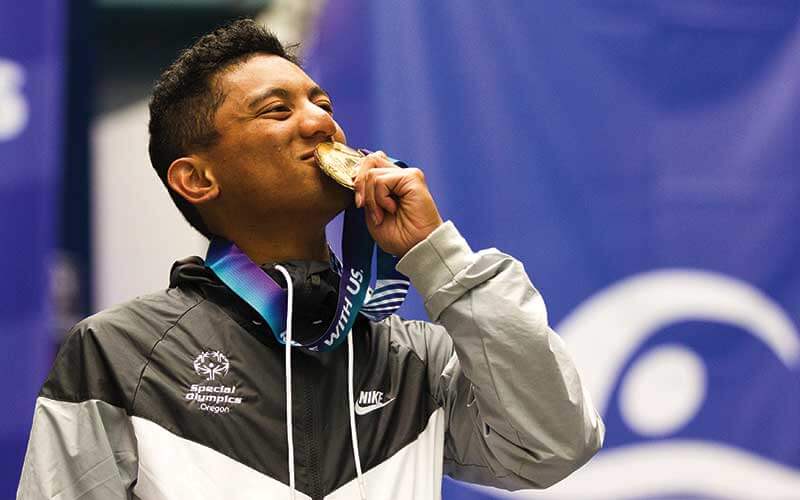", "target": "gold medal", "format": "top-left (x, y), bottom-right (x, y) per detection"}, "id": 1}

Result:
top-left (314, 141), bottom-right (364, 190)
